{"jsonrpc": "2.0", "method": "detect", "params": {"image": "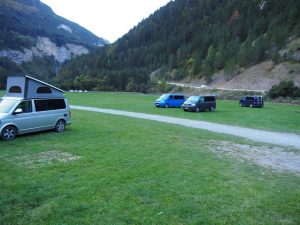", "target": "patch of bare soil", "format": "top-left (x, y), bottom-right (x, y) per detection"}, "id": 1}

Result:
top-left (8, 151), bottom-right (80, 168)
top-left (208, 141), bottom-right (300, 176)
top-left (208, 61), bottom-right (300, 91)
